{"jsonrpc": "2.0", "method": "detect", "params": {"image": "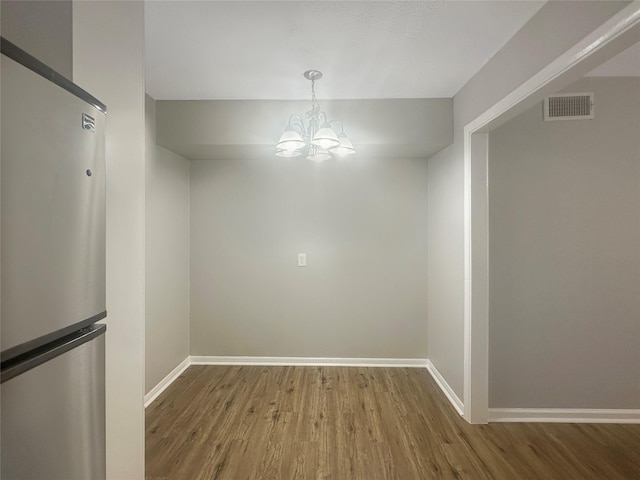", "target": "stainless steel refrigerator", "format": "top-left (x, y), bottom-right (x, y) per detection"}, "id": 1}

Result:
top-left (1, 37), bottom-right (107, 480)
